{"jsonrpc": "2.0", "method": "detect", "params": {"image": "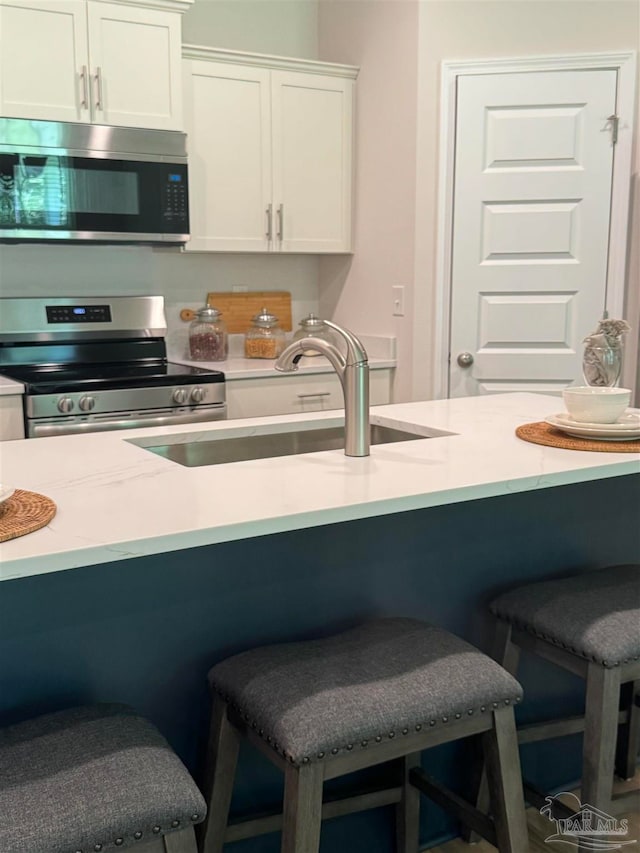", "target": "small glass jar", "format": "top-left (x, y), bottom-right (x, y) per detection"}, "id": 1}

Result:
top-left (292, 314), bottom-right (336, 356)
top-left (188, 306), bottom-right (228, 362)
top-left (244, 307), bottom-right (286, 359)
top-left (583, 344), bottom-right (623, 387)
